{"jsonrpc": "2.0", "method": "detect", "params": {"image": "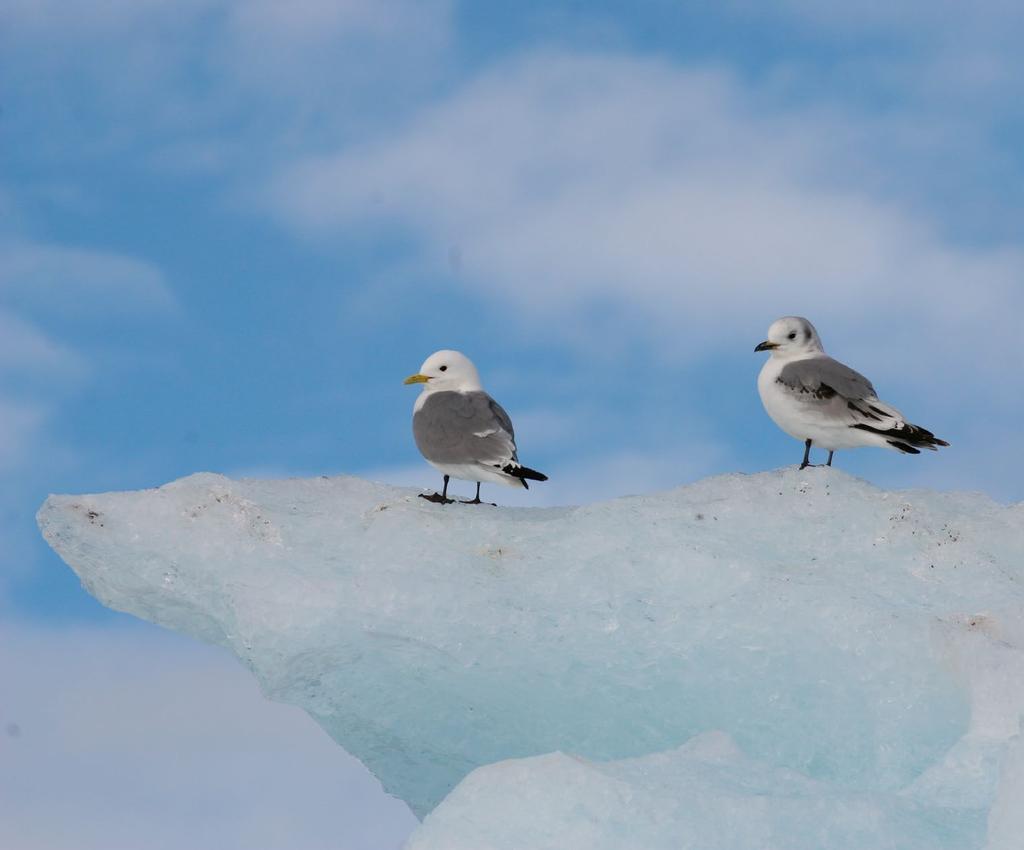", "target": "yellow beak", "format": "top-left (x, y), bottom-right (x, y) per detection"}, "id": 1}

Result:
top-left (403, 373), bottom-right (431, 385)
